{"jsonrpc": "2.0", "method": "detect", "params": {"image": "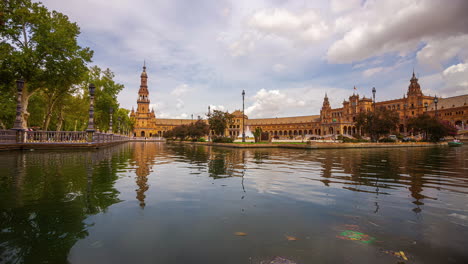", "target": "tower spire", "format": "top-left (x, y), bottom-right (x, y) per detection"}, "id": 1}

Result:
top-left (143, 60), bottom-right (146, 72)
